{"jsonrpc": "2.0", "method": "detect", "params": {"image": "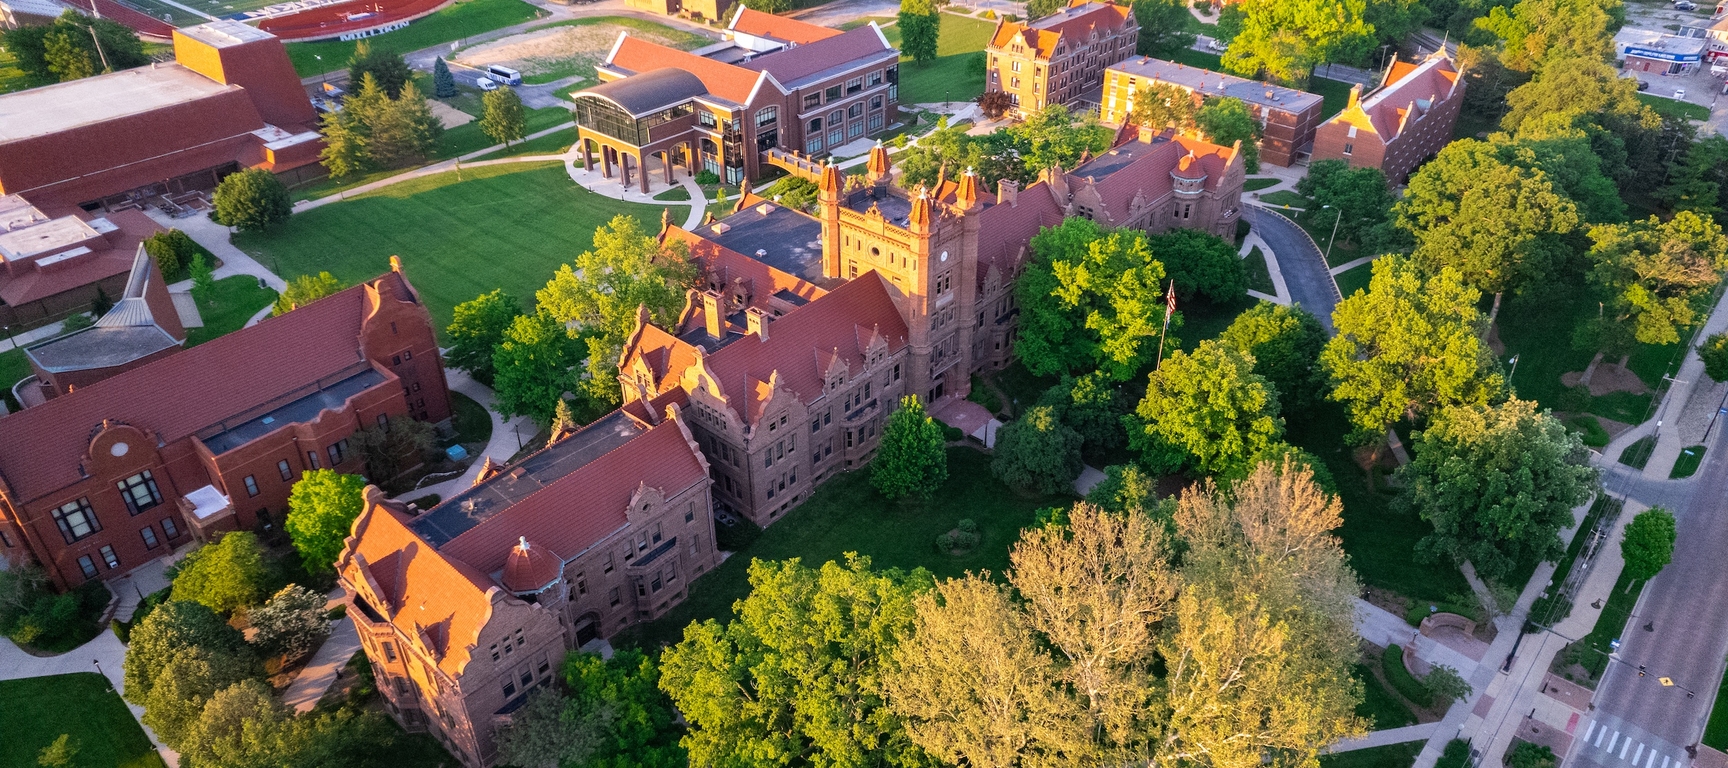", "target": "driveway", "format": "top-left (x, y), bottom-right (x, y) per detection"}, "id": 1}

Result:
top-left (1244, 206), bottom-right (1339, 332)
